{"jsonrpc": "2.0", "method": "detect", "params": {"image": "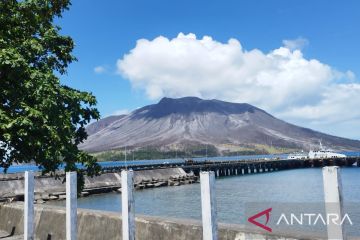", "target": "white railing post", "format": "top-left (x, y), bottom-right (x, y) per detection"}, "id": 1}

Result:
top-left (24, 171), bottom-right (34, 240)
top-left (66, 172), bottom-right (77, 240)
top-left (322, 166), bottom-right (345, 240)
top-left (200, 171), bottom-right (218, 240)
top-left (121, 169), bottom-right (135, 240)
